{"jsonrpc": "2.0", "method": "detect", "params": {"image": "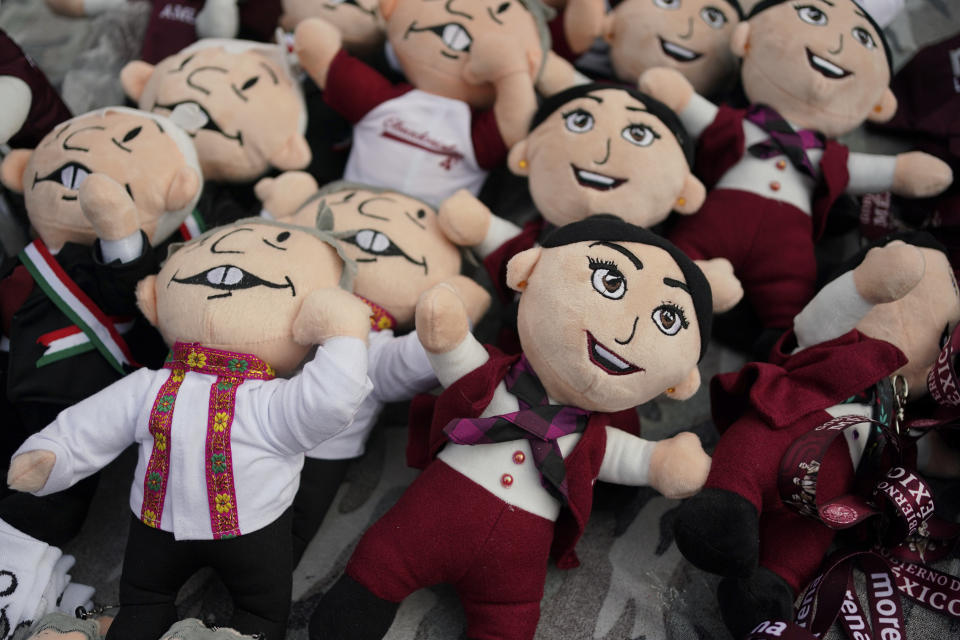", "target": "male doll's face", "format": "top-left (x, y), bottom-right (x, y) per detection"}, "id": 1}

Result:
top-left (520, 88), bottom-right (693, 228)
top-left (608, 0), bottom-right (740, 95)
top-left (738, 0), bottom-right (890, 137)
top-left (515, 240), bottom-right (701, 412)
